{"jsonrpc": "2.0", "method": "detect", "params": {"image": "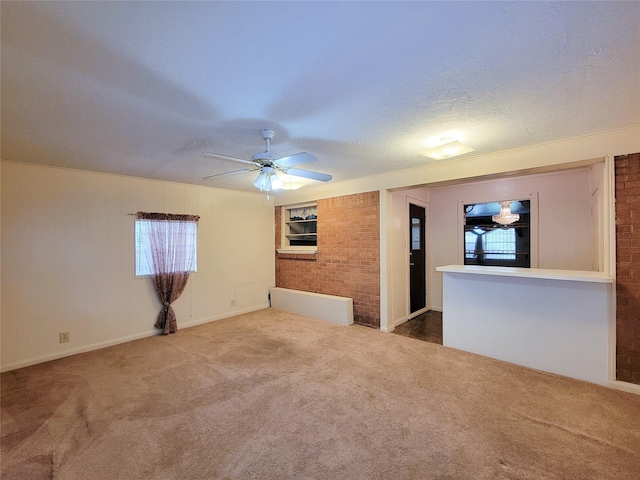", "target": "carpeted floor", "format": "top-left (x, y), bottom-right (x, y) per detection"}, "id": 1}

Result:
top-left (2, 308), bottom-right (639, 479)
